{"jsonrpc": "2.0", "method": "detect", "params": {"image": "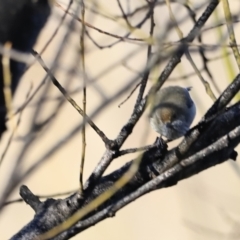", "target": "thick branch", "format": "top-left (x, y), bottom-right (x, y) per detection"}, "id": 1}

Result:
top-left (11, 101), bottom-right (240, 240)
